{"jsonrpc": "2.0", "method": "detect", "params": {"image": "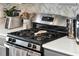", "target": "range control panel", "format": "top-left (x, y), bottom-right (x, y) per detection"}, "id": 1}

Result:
top-left (6, 37), bottom-right (41, 51)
